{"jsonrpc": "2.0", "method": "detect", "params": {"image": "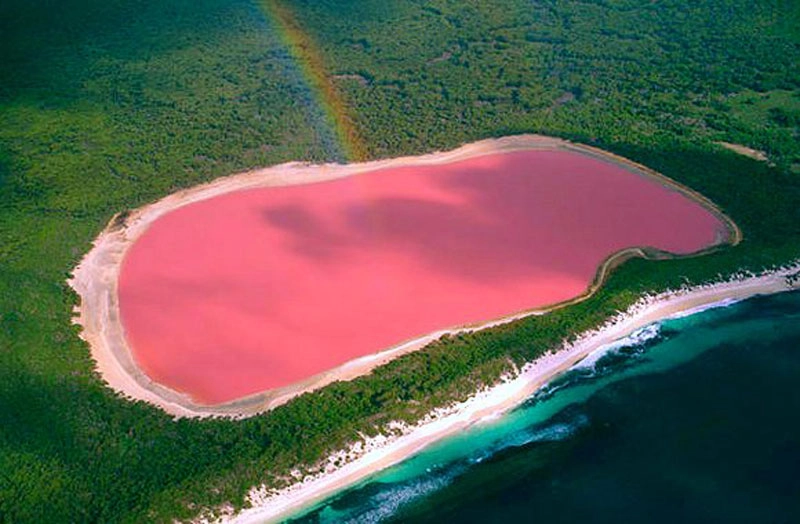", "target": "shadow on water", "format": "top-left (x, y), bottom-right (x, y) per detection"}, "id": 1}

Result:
top-left (261, 151), bottom-right (718, 284)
